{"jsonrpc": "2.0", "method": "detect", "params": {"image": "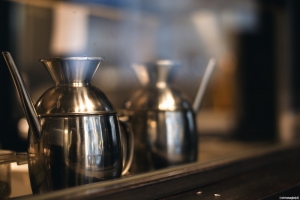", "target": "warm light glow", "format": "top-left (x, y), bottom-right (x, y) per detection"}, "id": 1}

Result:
top-left (156, 82), bottom-right (166, 88)
top-left (147, 119), bottom-right (157, 143)
top-left (156, 60), bottom-right (173, 66)
top-left (149, 120), bottom-right (157, 128)
top-left (73, 83), bottom-right (84, 87)
top-left (17, 118), bottom-right (29, 140)
top-left (158, 89), bottom-right (176, 110)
